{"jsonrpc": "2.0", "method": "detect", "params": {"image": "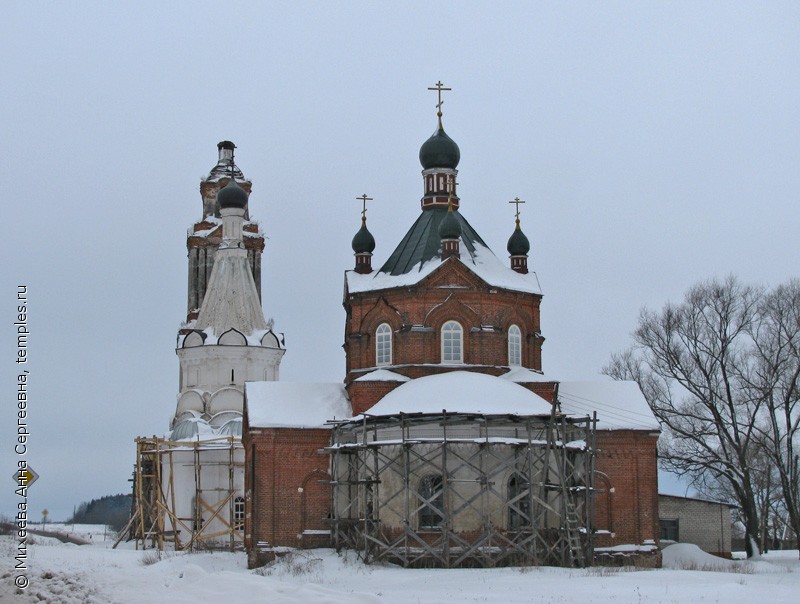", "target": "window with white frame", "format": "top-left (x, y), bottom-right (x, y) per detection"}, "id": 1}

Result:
top-left (508, 324), bottom-right (522, 366)
top-left (376, 323), bottom-right (392, 366)
top-left (233, 495), bottom-right (245, 530)
top-left (441, 321), bottom-right (463, 364)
